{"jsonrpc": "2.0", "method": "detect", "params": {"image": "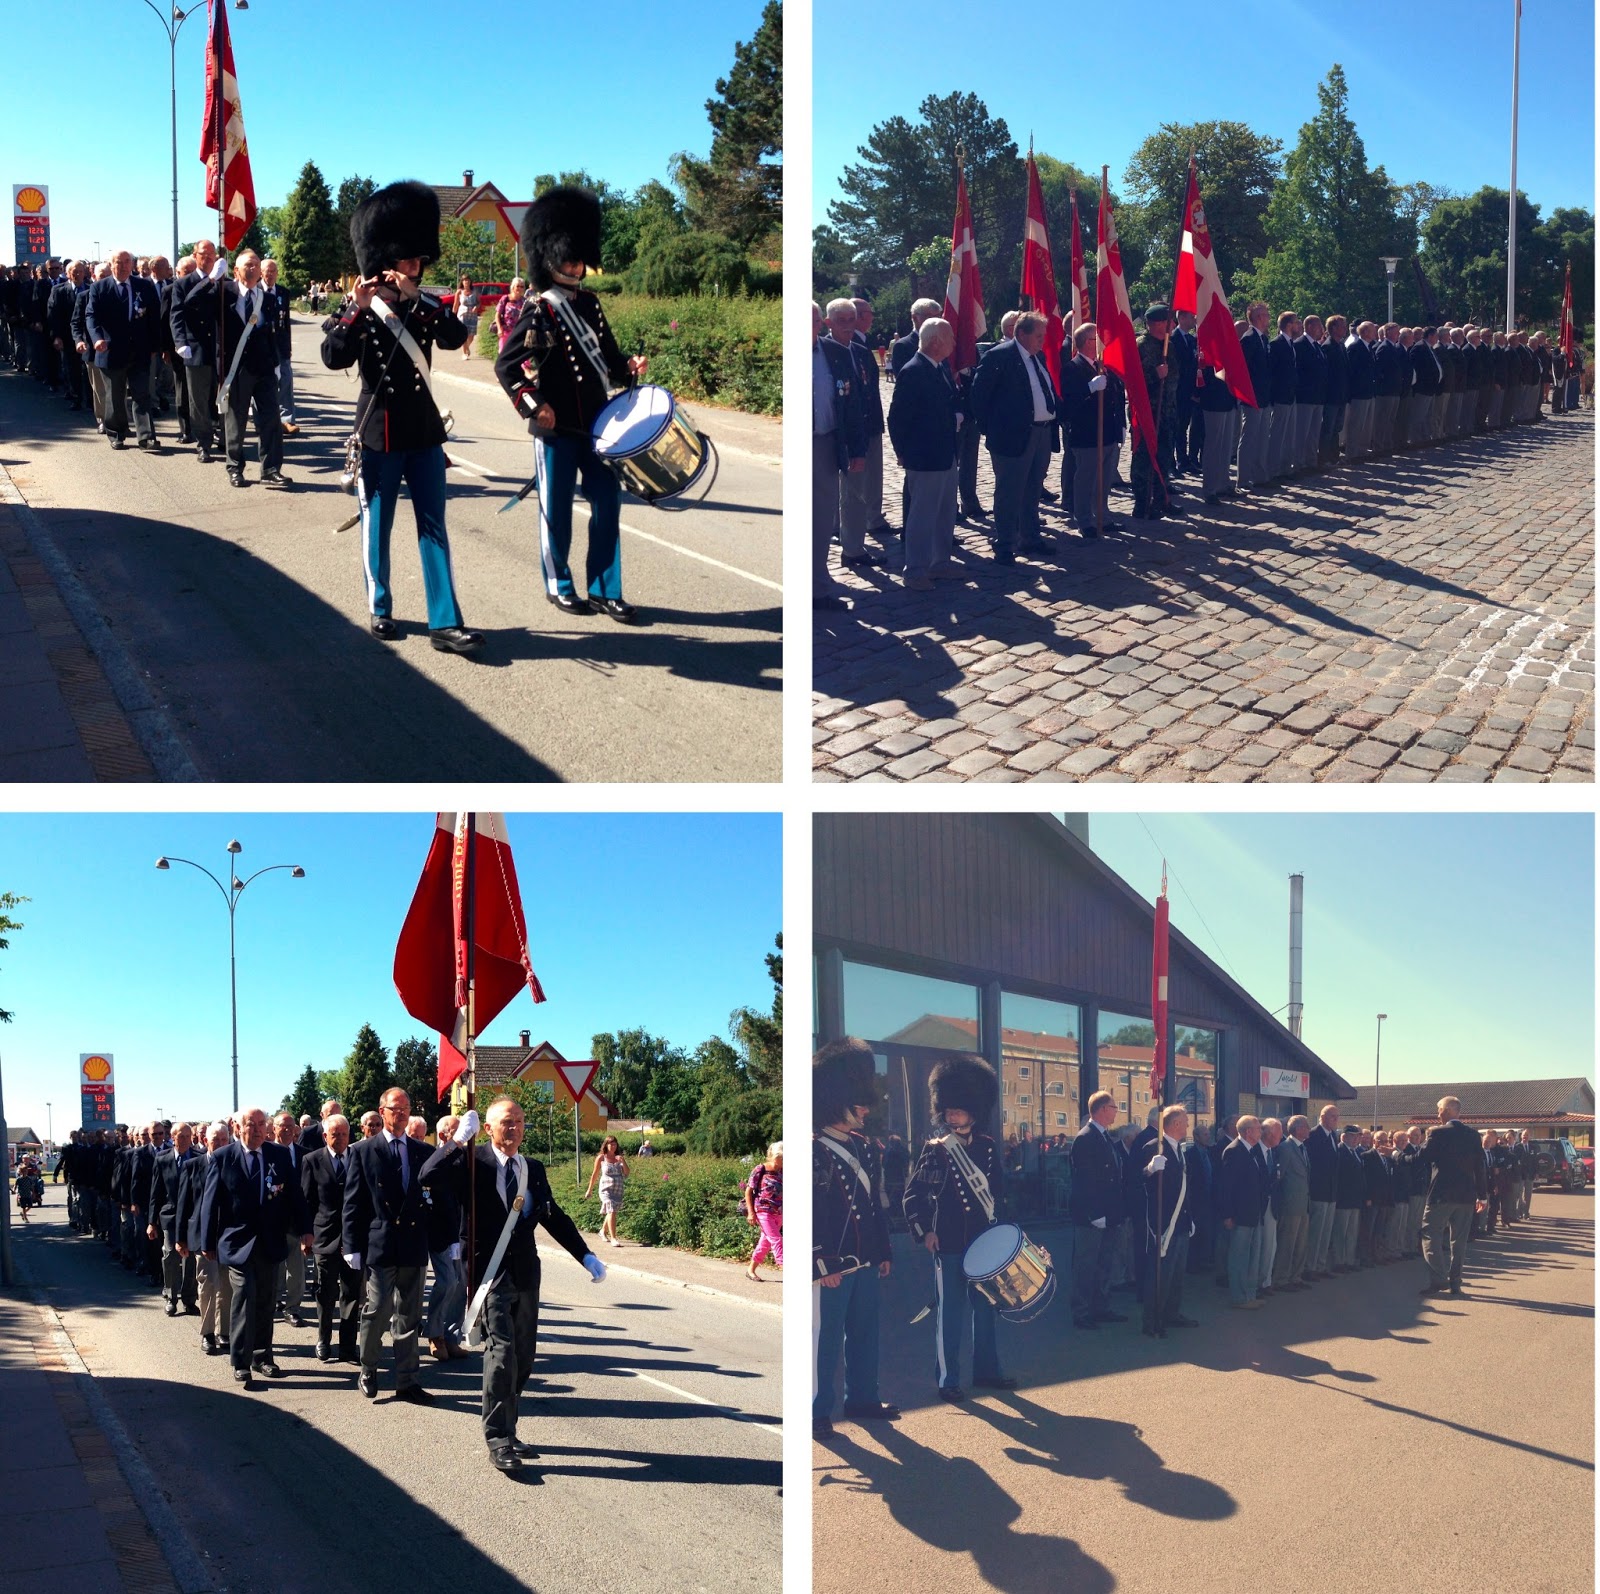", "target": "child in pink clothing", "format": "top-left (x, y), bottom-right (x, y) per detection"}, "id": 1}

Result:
top-left (745, 1143), bottom-right (783, 1279)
